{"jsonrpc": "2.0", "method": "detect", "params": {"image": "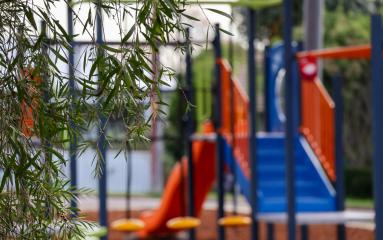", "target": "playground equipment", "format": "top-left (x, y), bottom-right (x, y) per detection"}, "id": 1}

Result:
top-left (136, 23), bottom-right (337, 238)
top-left (217, 12), bottom-right (251, 228)
top-left (165, 133), bottom-right (201, 231)
top-left (136, 10), bottom-right (383, 240)
top-left (62, 1), bottom-right (283, 240)
top-left (165, 152), bottom-right (202, 232)
top-left (138, 122), bottom-right (216, 237)
top-left (59, 1), bottom-right (383, 240)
